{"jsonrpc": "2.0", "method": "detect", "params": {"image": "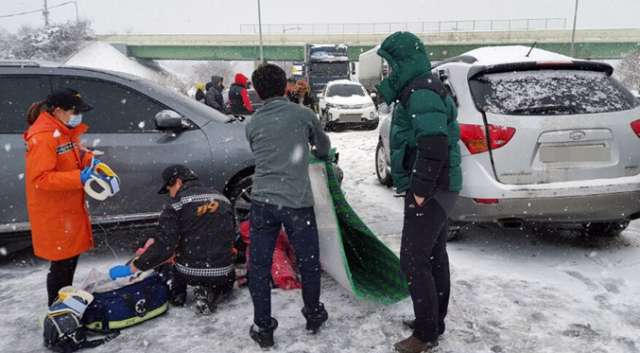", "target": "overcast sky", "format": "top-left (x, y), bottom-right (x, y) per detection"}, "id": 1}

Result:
top-left (0, 0), bottom-right (637, 34)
